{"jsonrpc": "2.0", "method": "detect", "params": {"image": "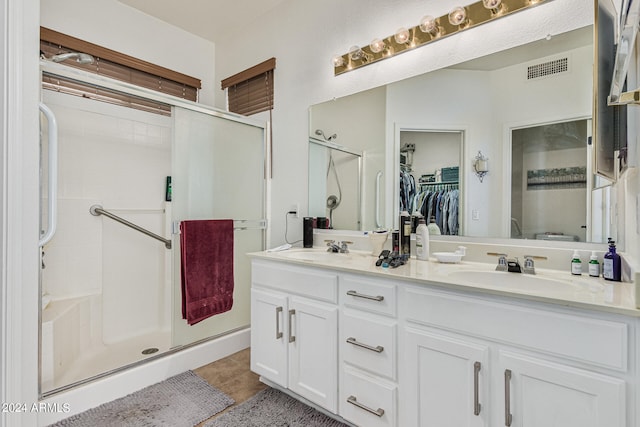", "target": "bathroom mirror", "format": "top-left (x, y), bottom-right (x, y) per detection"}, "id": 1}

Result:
top-left (309, 20), bottom-right (617, 244)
